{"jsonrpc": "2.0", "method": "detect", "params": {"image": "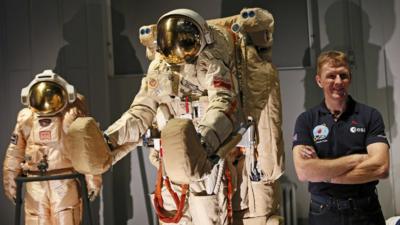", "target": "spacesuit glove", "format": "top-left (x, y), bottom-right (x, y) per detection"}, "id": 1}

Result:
top-left (5, 185), bottom-right (17, 204)
top-left (103, 133), bottom-right (115, 150)
top-left (88, 188), bottom-right (100, 201)
top-left (6, 192), bottom-right (17, 204)
top-left (199, 135), bottom-right (221, 166)
top-left (85, 174), bottom-right (102, 201)
top-left (148, 148), bottom-right (160, 168)
top-left (200, 135), bottom-right (214, 156)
